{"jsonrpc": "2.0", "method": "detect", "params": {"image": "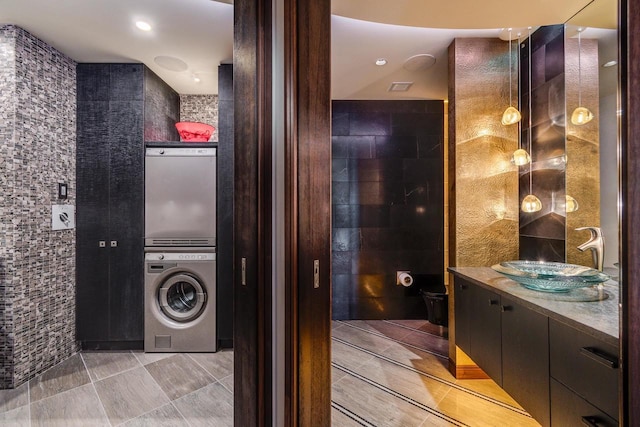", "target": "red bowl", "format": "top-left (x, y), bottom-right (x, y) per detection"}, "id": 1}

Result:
top-left (175, 122), bottom-right (215, 142)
